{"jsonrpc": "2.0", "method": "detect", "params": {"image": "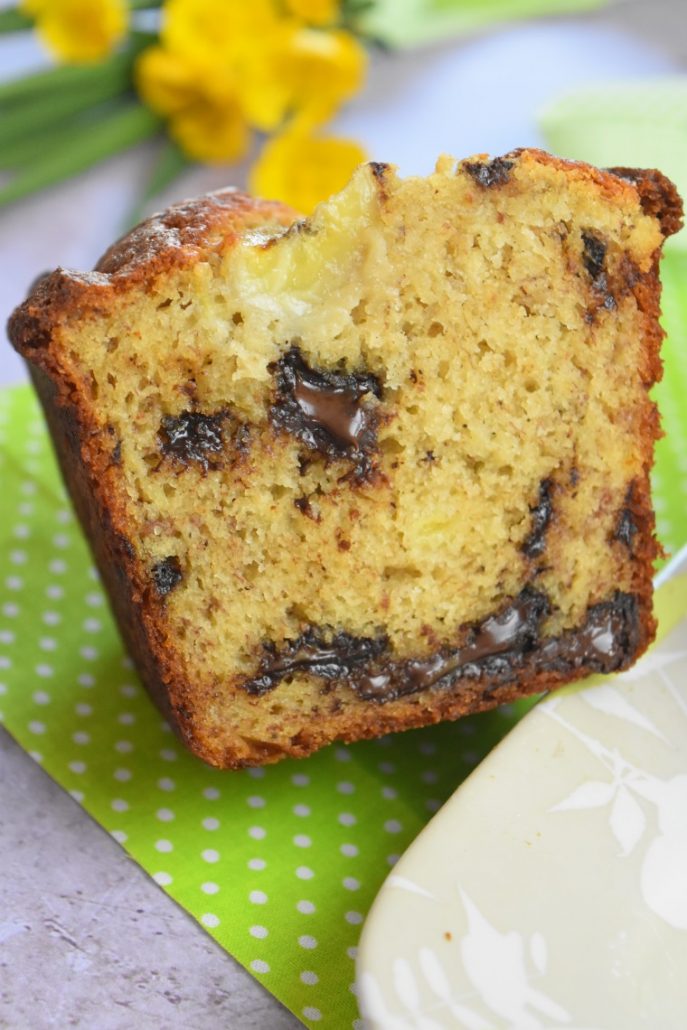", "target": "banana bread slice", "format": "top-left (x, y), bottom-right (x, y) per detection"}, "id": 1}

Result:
top-left (8, 149), bottom-right (682, 768)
